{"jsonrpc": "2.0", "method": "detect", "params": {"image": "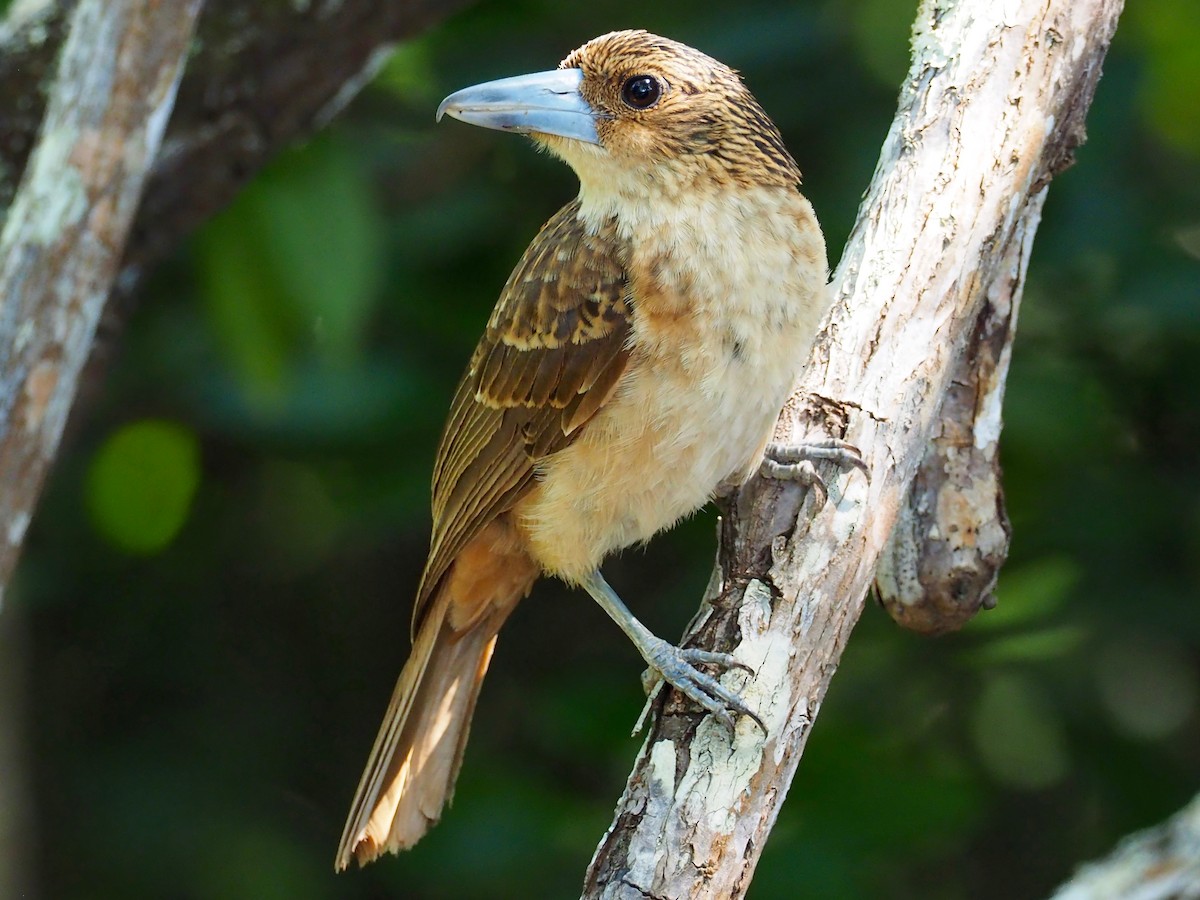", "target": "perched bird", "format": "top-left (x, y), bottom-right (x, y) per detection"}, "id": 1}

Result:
top-left (336, 29), bottom-right (840, 870)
